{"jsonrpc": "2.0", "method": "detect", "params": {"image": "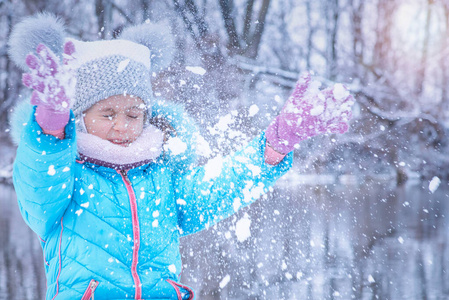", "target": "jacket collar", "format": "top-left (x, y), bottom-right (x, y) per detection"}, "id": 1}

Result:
top-left (77, 125), bottom-right (164, 170)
